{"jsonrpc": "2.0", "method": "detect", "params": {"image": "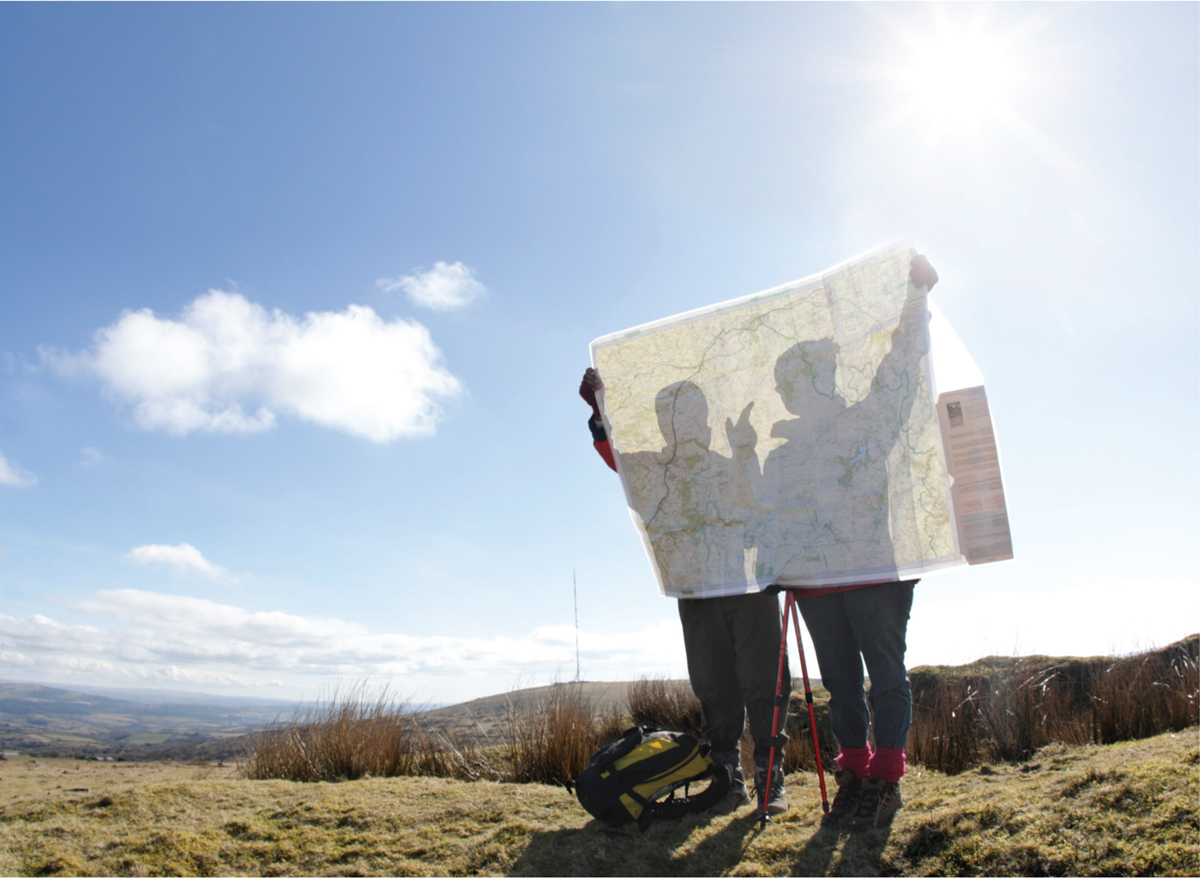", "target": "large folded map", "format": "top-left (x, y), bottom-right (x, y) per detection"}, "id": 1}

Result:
top-left (591, 242), bottom-right (1010, 599)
